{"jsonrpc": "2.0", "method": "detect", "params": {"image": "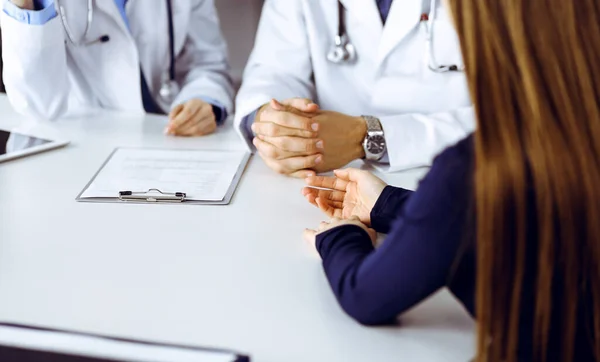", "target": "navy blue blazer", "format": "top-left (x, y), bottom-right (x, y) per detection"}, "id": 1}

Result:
top-left (316, 135), bottom-right (595, 361)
